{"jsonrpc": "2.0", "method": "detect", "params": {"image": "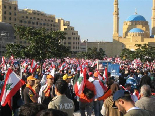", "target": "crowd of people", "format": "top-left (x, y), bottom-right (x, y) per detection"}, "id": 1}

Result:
top-left (0, 57), bottom-right (155, 116)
